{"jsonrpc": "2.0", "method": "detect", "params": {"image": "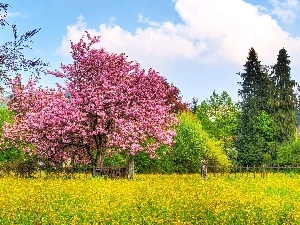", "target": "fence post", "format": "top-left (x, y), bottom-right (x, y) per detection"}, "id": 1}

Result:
top-left (260, 164), bottom-right (262, 178)
top-left (285, 165), bottom-right (287, 176)
top-left (200, 160), bottom-right (208, 180)
top-left (227, 166), bottom-right (230, 178)
top-left (213, 163), bottom-right (216, 177)
top-left (92, 165), bottom-right (95, 176)
top-left (234, 165), bottom-right (236, 178)
top-left (128, 160), bottom-right (134, 179)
